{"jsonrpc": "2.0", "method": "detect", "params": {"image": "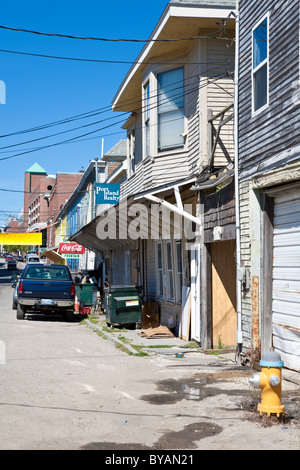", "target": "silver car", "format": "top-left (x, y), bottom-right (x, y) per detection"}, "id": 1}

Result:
top-left (12, 279), bottom-right (19, 310)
